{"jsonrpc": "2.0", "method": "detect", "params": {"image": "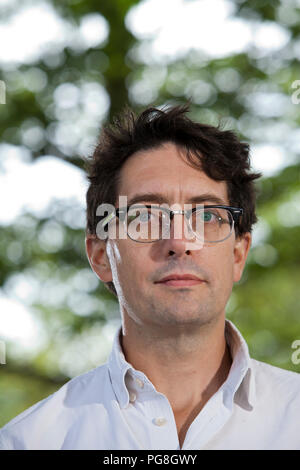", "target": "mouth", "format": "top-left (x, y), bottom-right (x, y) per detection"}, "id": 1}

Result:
top-left (157, 279), bottom-right (204, 287)
top-left (155, 274), bottom-right (205, 288)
